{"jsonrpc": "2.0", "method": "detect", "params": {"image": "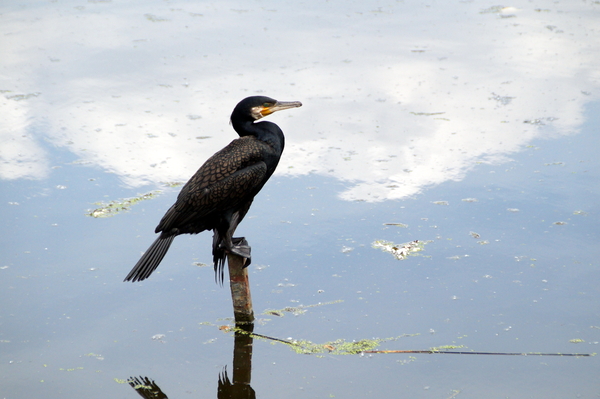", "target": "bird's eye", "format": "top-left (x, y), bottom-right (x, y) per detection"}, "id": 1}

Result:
top-left (263, 102), bottom-right (273, 107)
